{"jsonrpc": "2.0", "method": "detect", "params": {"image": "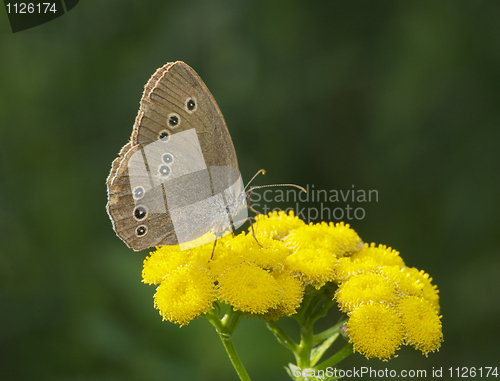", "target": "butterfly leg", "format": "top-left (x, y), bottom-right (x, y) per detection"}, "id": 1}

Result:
top-left (234, 215), bottom-right (265, 249)
top-left (210, 222), bottom-right (227, 260)
top-left (210, 236), bottom-right (218, 260)
top-left (249, 217), bottom-right (264, 248)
